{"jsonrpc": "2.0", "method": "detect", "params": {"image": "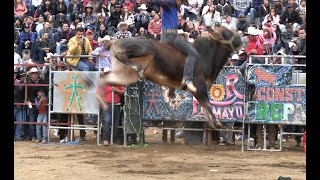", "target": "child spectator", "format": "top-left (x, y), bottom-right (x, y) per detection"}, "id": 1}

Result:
top-left (34, 89), bottom-right (48, 143)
